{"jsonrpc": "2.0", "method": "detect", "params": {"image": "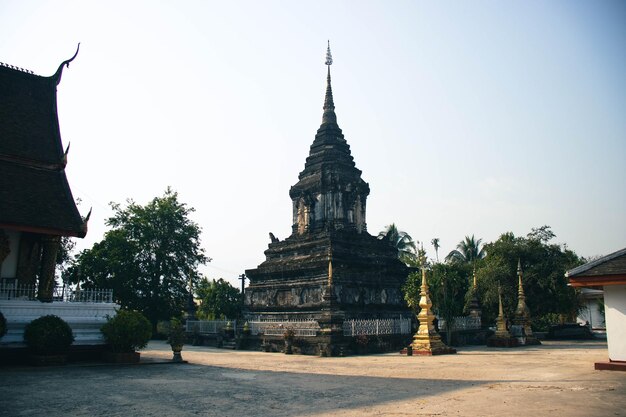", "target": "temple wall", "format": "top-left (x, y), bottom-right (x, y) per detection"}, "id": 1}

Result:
top-left (603, 284), bottom-right (626, 361)
top-left (245, 282), bottom-right (406, 315)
